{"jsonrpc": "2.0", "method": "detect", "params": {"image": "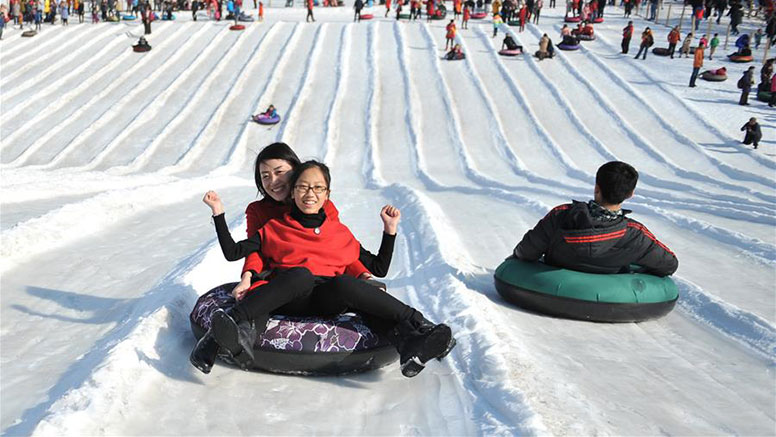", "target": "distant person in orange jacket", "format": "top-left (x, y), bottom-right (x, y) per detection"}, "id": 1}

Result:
top-left (689, 41), bottom-right (705, 87)
top-left (667, 26), bottom-right (680, 58)
top-left (445, 19), bottom-right (456, 49)
top-left (462, 5), bottom-right (470, 28)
